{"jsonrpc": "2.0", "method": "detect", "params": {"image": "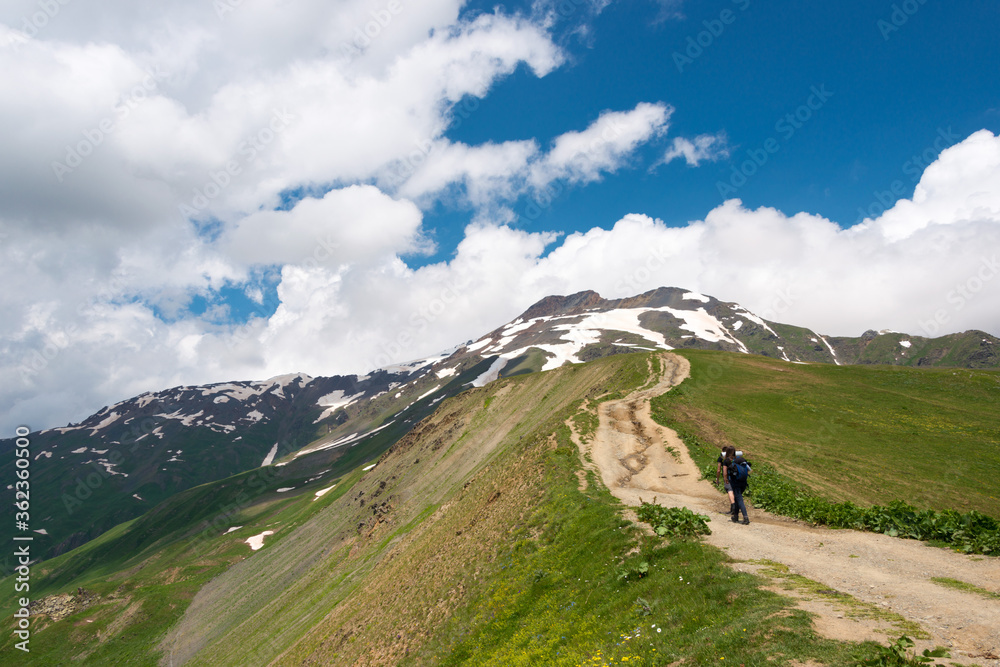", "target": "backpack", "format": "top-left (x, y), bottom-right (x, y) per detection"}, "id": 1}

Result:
top-left (729, 460), bottom-right (750, 483)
